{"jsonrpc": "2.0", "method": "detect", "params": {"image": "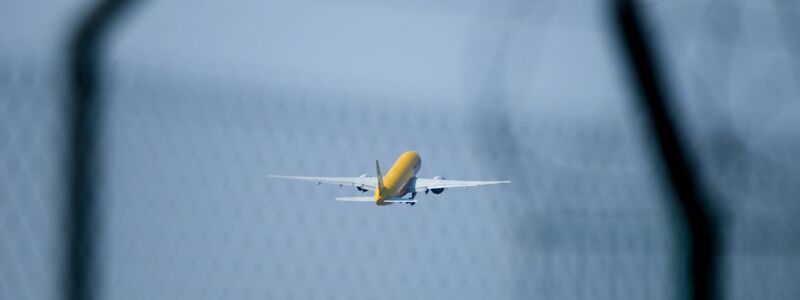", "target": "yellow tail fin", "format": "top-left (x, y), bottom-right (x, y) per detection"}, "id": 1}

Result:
top-left (376, 160), bottom-right (385, 194)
